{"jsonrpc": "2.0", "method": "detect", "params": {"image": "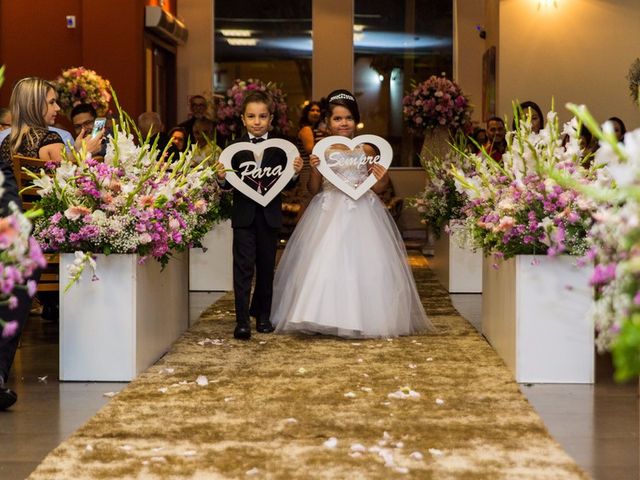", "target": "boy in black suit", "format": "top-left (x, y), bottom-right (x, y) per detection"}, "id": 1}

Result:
top-left (217, 91), bottom-right (302, 340)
